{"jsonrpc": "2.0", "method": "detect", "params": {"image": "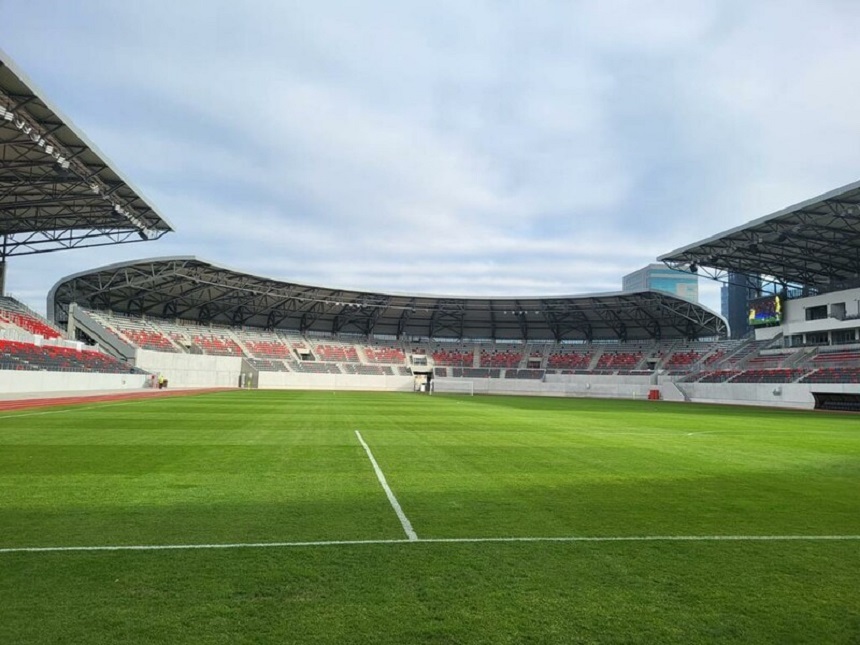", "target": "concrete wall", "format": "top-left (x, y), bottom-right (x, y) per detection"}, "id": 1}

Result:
top-left (135, 350), bottom-right (243, 388)
top-left (258, 371), bottom-right (414, 391)
top-left (678, 381), bottom-right (860, 409)
top-left (439, 374), bottom-right (654, 399)
top-left (0, 370), bottom-right (148, 394)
